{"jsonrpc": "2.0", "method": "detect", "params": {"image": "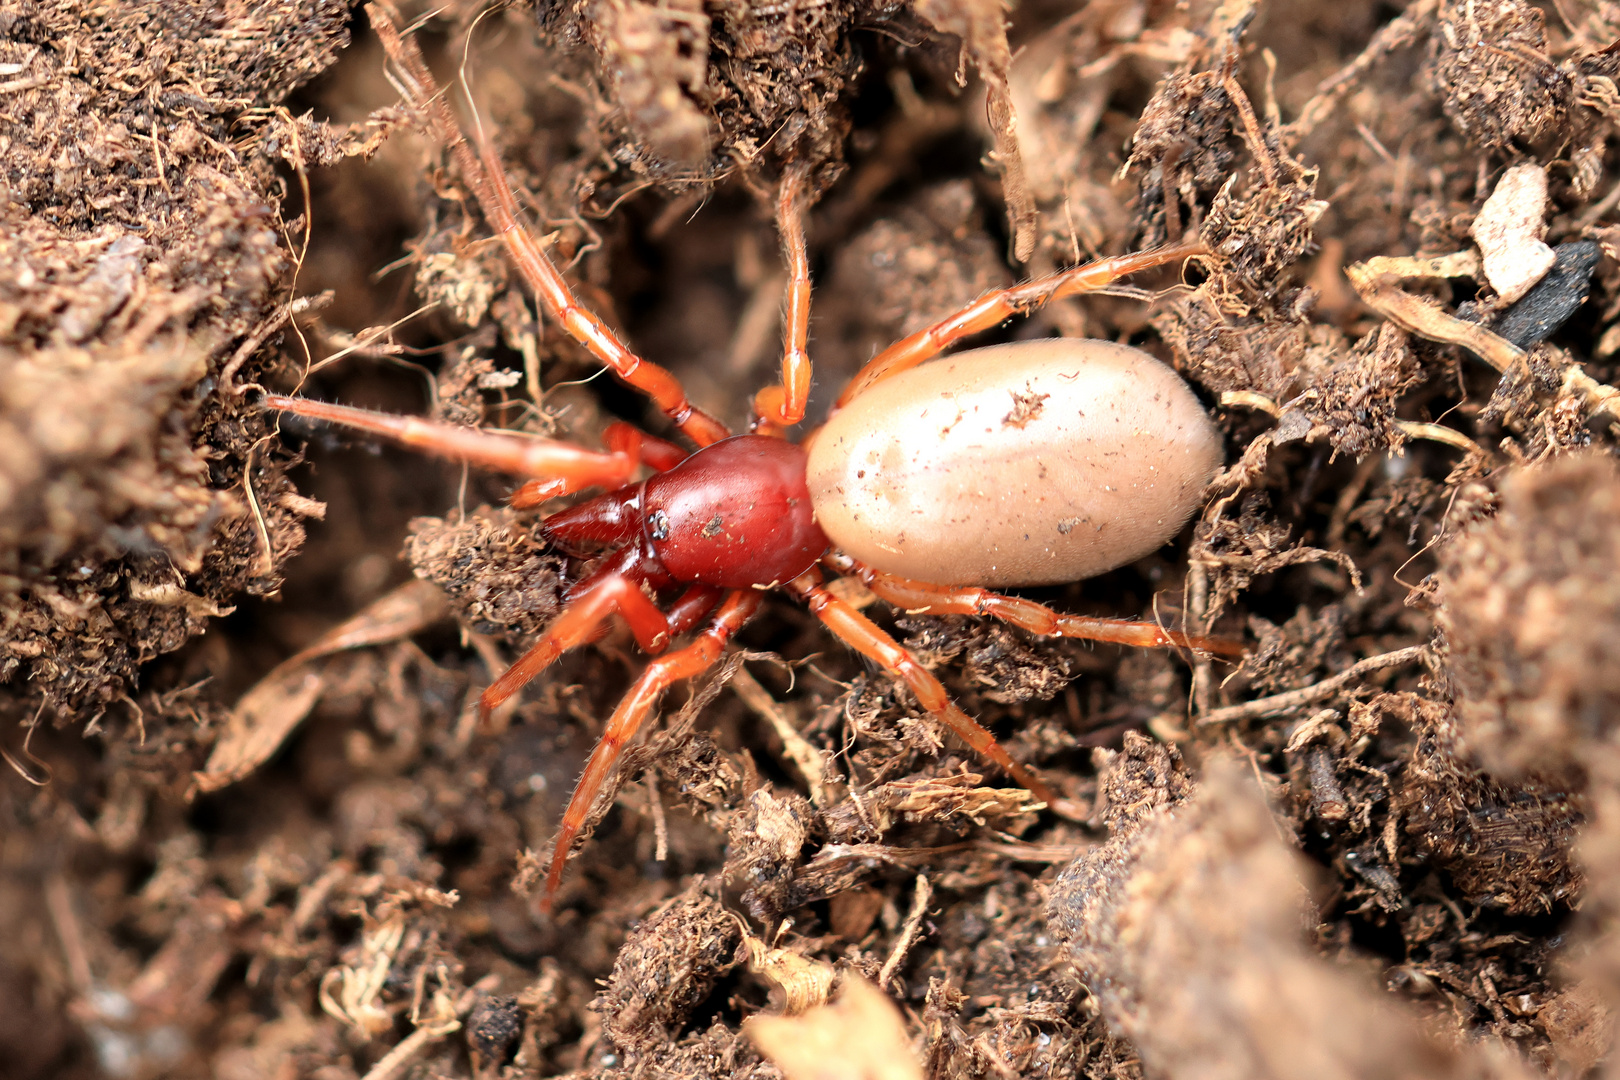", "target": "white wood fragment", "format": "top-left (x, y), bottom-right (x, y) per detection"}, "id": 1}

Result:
top-left (1471, 163), bottom-right (1554, 305)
